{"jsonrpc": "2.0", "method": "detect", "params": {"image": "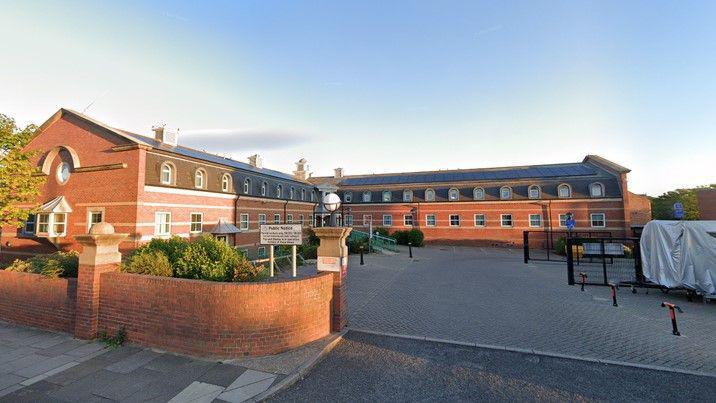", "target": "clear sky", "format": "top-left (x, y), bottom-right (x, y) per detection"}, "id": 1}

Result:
top-left (1, 0), bottom-right (714, 196)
